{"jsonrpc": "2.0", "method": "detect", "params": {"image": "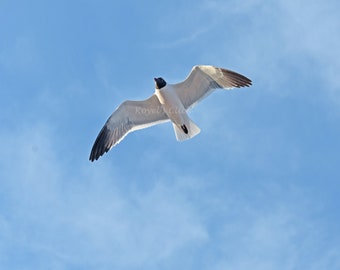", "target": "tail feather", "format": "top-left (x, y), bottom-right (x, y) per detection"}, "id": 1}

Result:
top-left (173, 119), bottom-right (201, 141)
